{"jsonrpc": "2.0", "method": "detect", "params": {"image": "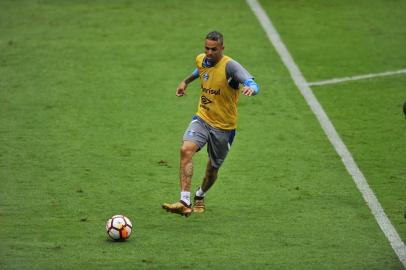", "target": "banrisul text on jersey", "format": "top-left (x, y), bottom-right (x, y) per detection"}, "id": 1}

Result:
top-left (195, 53), bottom-right (239, 130)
